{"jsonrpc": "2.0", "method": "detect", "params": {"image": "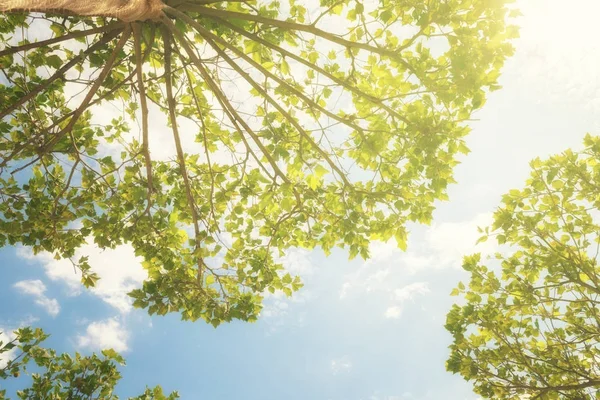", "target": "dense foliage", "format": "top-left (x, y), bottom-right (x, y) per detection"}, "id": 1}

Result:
top-left (0, 0), bottom-right (517, 325)
top-left (0, 327), bottom-right (177, 399)
top-left (447, 135), bottom-right (600, 399)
